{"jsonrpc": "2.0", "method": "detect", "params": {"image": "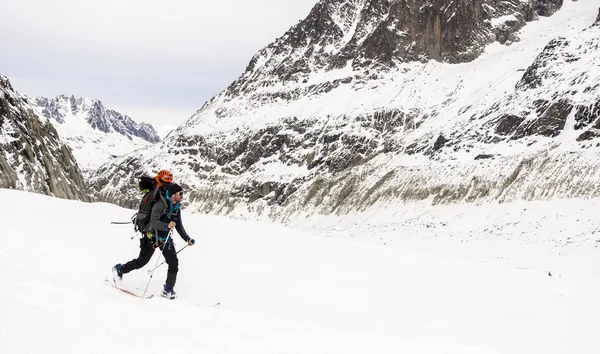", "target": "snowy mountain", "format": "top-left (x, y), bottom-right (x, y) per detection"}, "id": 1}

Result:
top-left (0, 75), bottom-right (89, 200)
top-left (89, 1), bottom-right (600, 221)
top-left (33, 95), bottom-right (161, 171)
